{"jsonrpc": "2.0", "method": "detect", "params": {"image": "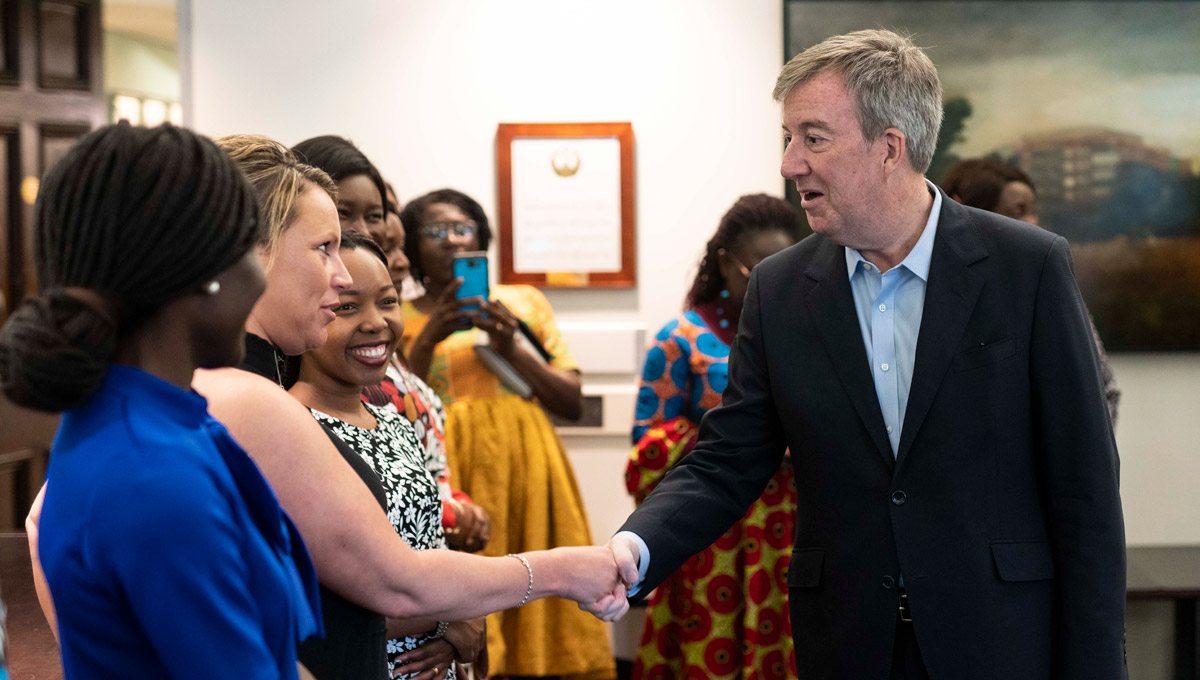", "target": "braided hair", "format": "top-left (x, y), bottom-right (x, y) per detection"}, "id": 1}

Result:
top-left (0, 122), bottom-right (260, 412)
top-left (292, 135), bottom-right (389, 216)
top-left (687, 194), bottom-right (802, 307)
top-left (399, 188), bottom-right (492, 284)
